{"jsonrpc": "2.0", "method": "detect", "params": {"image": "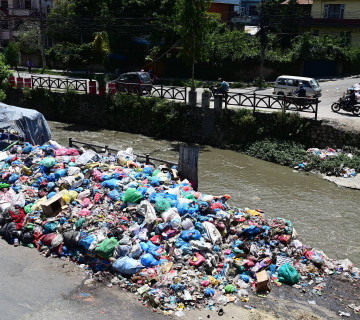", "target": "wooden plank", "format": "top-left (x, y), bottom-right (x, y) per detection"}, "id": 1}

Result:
top-left (178, 144), bottom-right (199, 191)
